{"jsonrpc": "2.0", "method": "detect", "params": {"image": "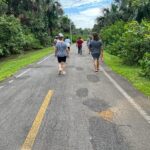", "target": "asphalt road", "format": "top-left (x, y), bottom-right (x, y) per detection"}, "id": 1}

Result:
top-left (0, 43), bottom-right (150, 150)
